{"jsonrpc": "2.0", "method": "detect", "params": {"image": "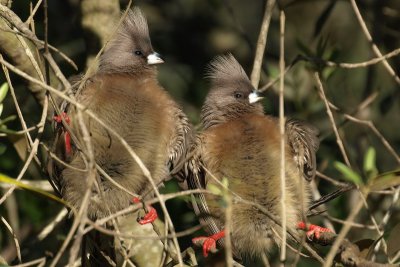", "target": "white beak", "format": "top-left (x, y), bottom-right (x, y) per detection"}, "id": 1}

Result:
top-left (248, 91), bottom-right (264, 104)
top-left (147, 52), bottom-right (164, 65)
